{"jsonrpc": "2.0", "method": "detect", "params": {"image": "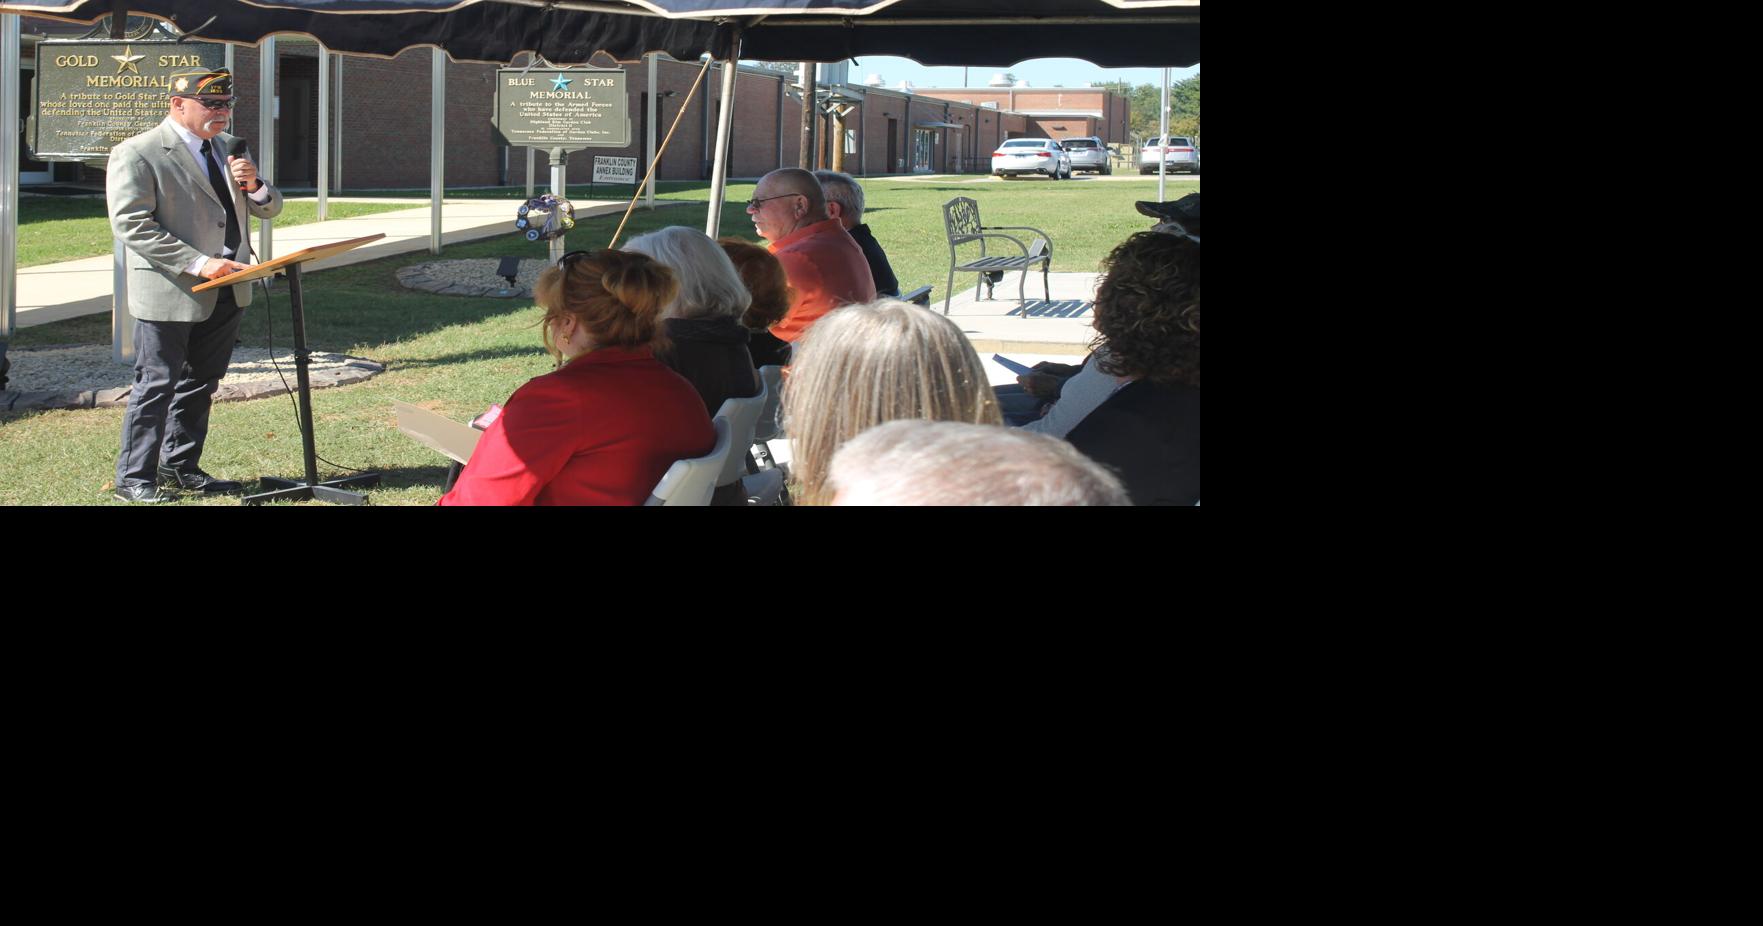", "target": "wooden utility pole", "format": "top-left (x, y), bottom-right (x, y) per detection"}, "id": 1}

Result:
top-left (798, 62), bottom-right (816, 169)
top-left (829, 103), bottom-right (856, 172)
